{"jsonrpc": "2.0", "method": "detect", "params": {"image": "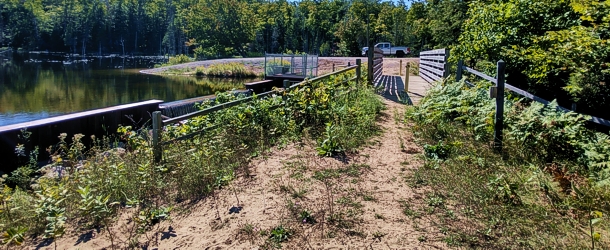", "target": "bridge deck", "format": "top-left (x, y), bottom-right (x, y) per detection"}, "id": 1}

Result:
top-left (374, 73), bottom-right (431, 105)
